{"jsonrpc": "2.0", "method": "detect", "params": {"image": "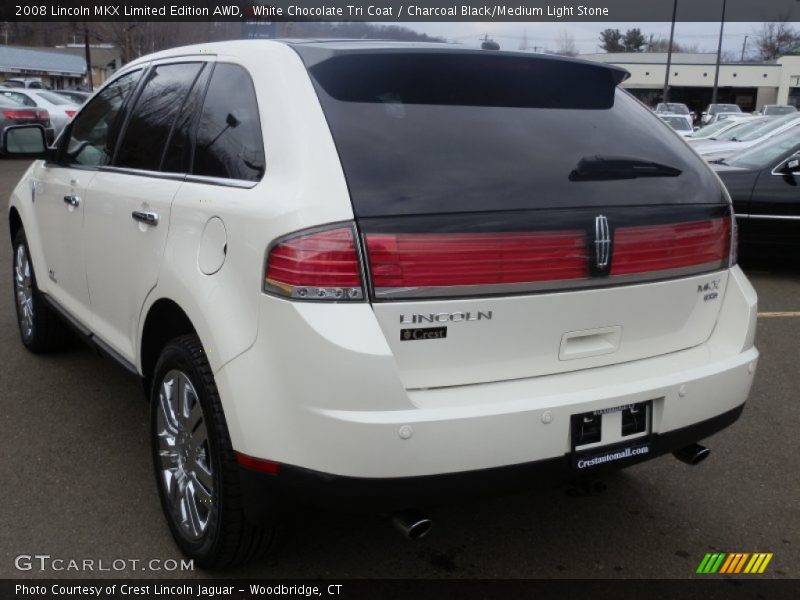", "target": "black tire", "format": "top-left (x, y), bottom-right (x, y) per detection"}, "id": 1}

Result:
top-left (150, 334), bottom-right (276, 569)
top-left (11, 229), bottom-right (72, 353)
